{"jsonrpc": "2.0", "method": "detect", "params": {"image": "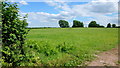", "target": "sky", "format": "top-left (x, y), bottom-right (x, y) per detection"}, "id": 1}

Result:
top-left (11, 0), bottom-right (119, 27)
